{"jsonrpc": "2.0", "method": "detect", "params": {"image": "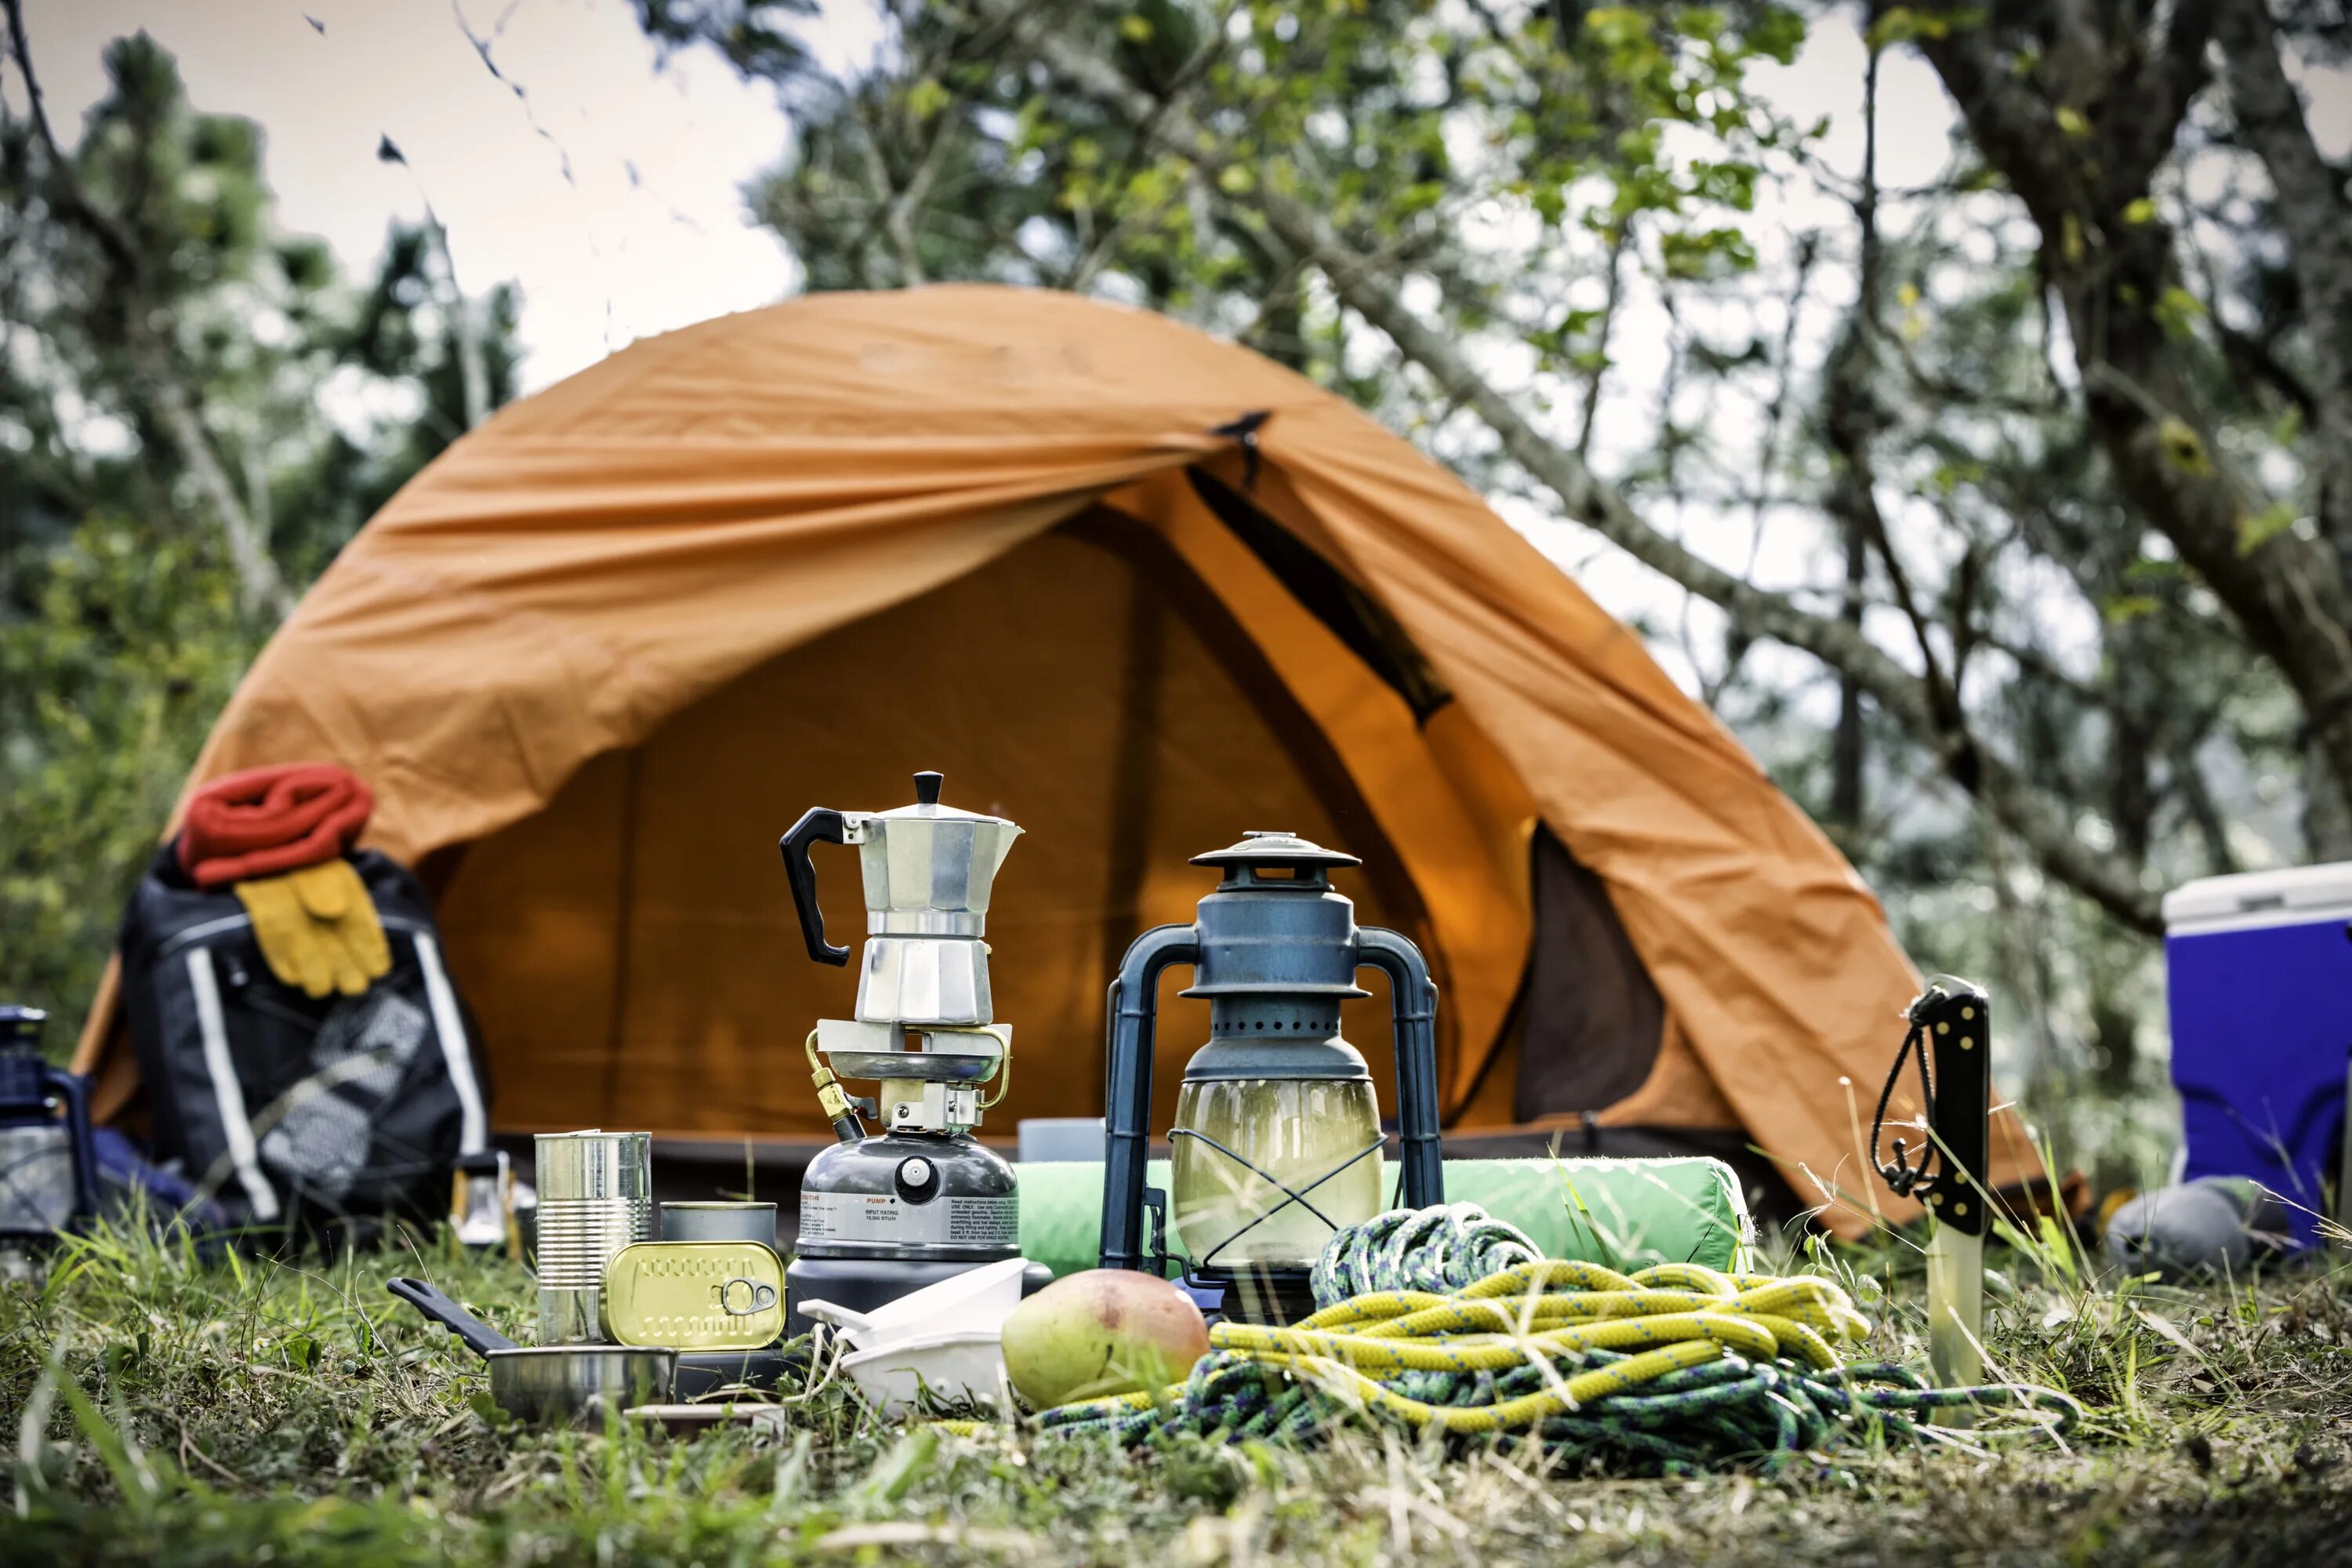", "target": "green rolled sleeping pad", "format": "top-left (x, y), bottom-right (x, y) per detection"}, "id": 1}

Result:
top-left (1013, 1156), bottom-right (1755, 1279)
